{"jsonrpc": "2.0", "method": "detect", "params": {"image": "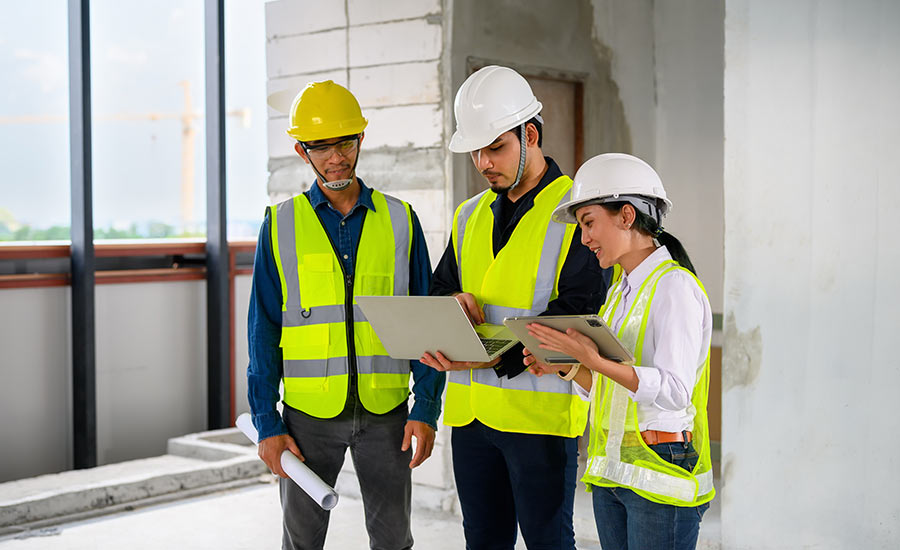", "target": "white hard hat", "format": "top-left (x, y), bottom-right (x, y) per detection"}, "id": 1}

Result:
top-left (552, 153), bottom-right (673, 224)
top-left (449, 66), bottom-right (542, 153)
